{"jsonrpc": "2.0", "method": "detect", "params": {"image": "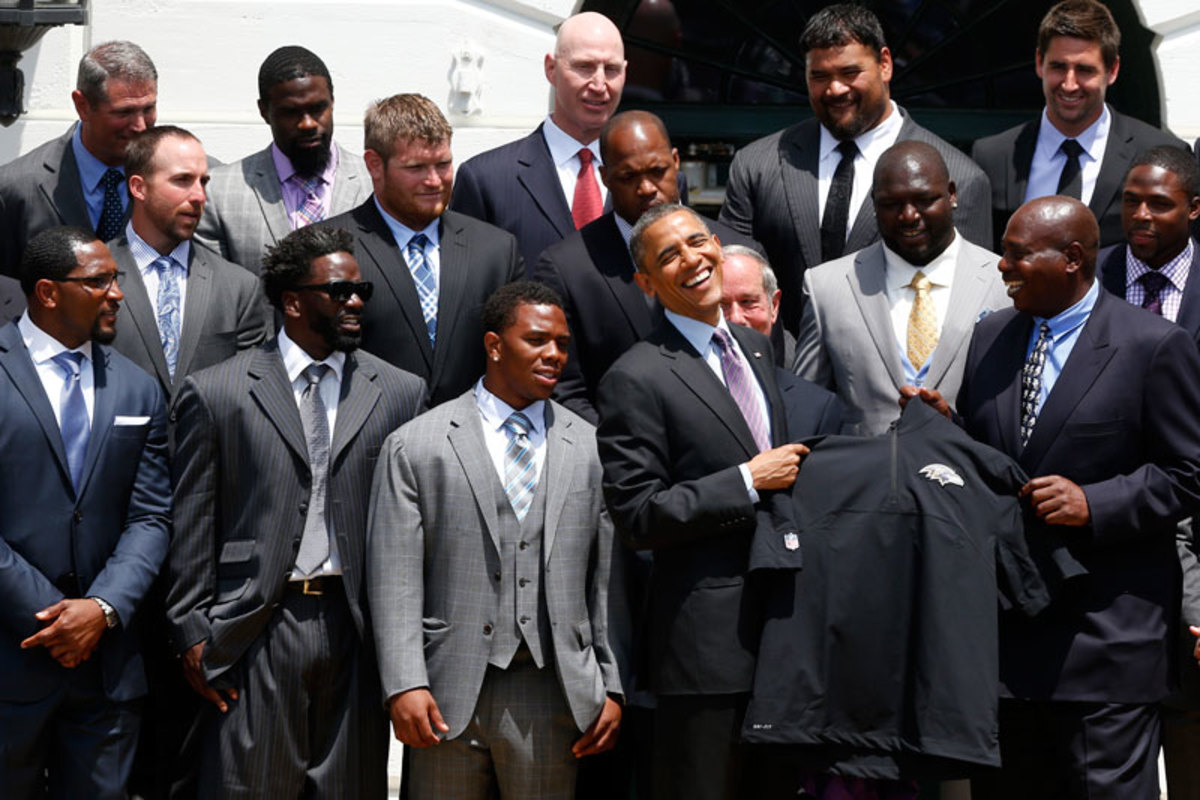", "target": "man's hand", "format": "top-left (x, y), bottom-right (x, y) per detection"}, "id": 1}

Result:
top-left (388, 688), bottom-right (449, 748)
top-left (1020, 475), bottom-right (1090, 526)
top-left (1190, 626), bottom-right (1200, 665)
top-left (748, 443), bottom-right (810, 490)
top-left (573, 696), bottom-right (622, 758)
top-left (899, 385), bottom-right (951, 419)
top-left (20, 599), bottom-right (107, 668)
top-left (181, 641), bottom-right (238, 712)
